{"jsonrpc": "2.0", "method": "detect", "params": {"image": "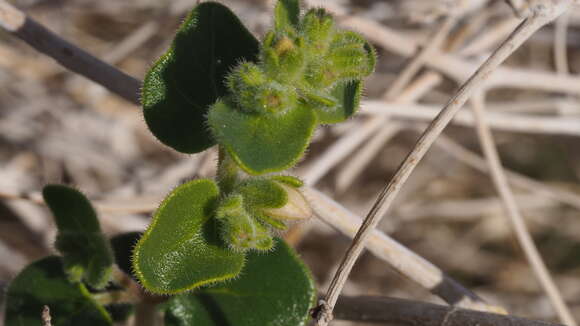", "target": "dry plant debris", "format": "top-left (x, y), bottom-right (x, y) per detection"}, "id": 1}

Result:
top-left (1, 0), bottom-right (580, 325)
